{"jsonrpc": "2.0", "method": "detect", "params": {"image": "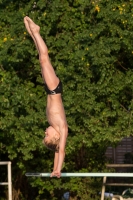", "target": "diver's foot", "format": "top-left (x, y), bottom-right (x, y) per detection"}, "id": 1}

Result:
top-left (24, 16), bottom-right (40, 36)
